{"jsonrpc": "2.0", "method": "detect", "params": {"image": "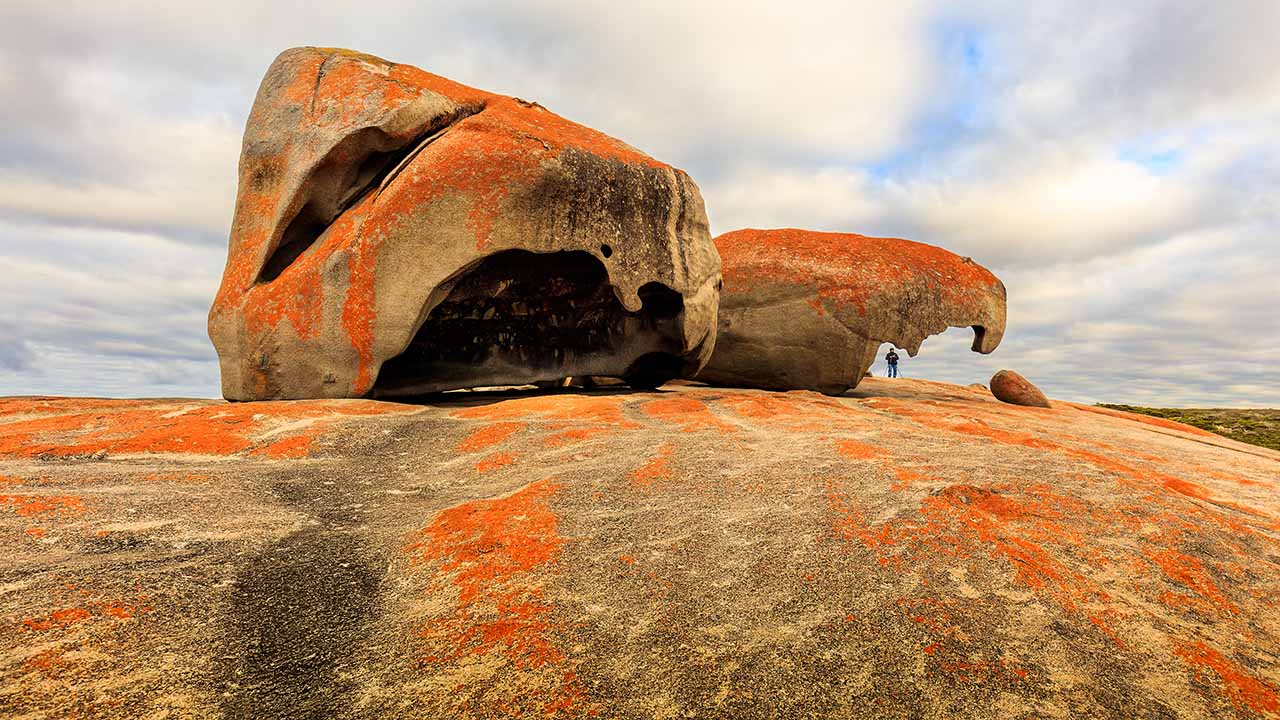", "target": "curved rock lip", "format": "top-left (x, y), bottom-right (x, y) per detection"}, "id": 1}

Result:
top-left (208, 46), bottom-right (720, 400)
top-left (698, 228), bottom-right (1006, 395)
